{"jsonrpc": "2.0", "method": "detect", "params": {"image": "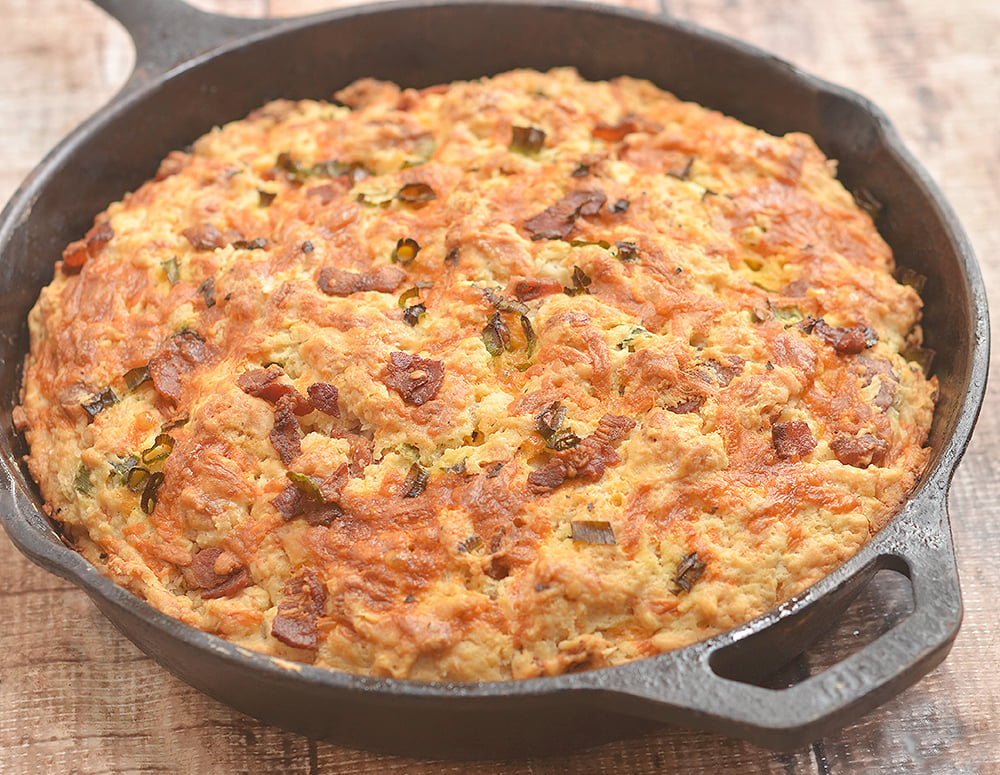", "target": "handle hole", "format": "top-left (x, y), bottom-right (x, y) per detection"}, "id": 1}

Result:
top-left (710, 565), bottom-right (914, 689)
